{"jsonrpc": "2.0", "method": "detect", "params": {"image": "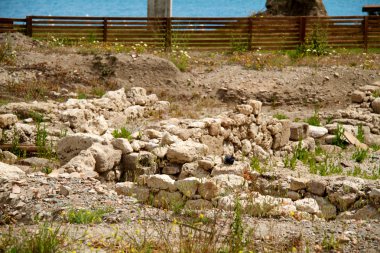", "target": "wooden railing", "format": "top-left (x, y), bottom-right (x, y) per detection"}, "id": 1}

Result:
top-left (1, 16), bottom-right (379, 50)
